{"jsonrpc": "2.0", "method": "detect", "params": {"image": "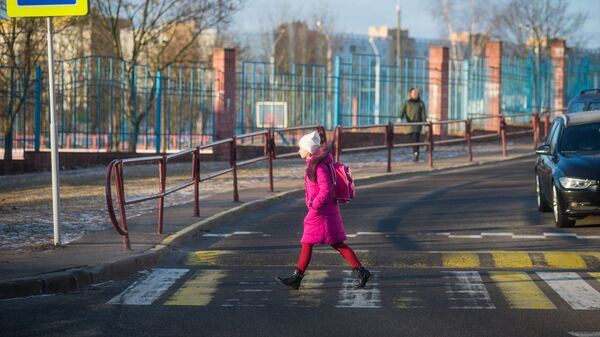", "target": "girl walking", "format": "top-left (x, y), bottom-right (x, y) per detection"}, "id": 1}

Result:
top-left (277, 131), bottom-right (371, 290)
